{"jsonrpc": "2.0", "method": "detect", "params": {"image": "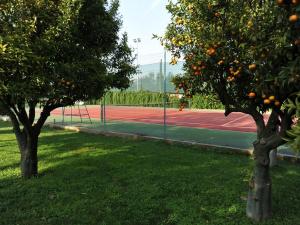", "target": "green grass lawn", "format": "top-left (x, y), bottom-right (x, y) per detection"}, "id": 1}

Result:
top-left (0, 121), bottom-right (300, 225)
